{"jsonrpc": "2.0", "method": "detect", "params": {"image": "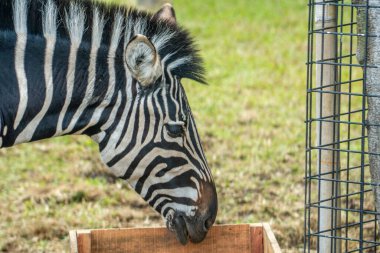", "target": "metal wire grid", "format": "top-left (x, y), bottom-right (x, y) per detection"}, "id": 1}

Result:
top-left (305, 1), bottom-right (380, 252)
